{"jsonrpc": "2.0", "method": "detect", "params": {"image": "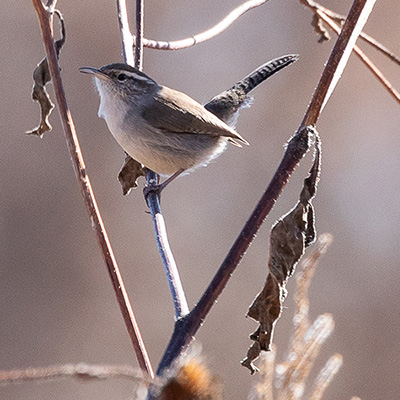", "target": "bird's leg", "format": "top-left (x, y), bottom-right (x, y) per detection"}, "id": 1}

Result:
top-left (143, 169), bottom-right (185, 199)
